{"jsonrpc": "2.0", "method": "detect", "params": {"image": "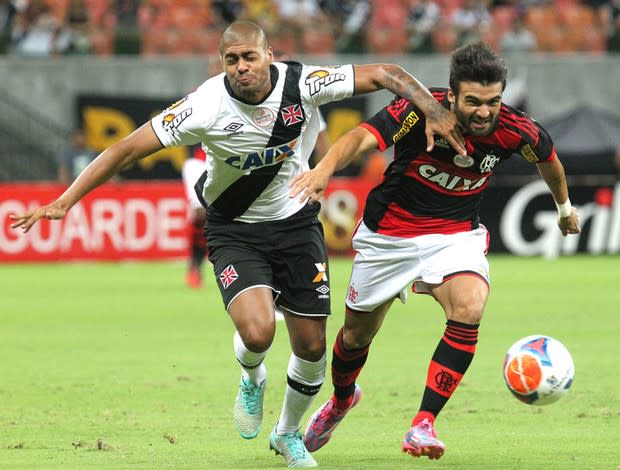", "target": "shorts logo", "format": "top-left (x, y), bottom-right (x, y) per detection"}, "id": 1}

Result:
top-left (316, 285), bottom-right (330, 299)
top-left (347, 285), bottom-right (358, 303)
top-left (281, 105), bottom-right (304, 126)
top-left (219, 264), bottom-right (239, 289)
top-left (312, 262), bottom-right (328, 282)
top-left (305, 70), bottom-right (346, 96)
top-left (316, 285), bottom-right (330, 294)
